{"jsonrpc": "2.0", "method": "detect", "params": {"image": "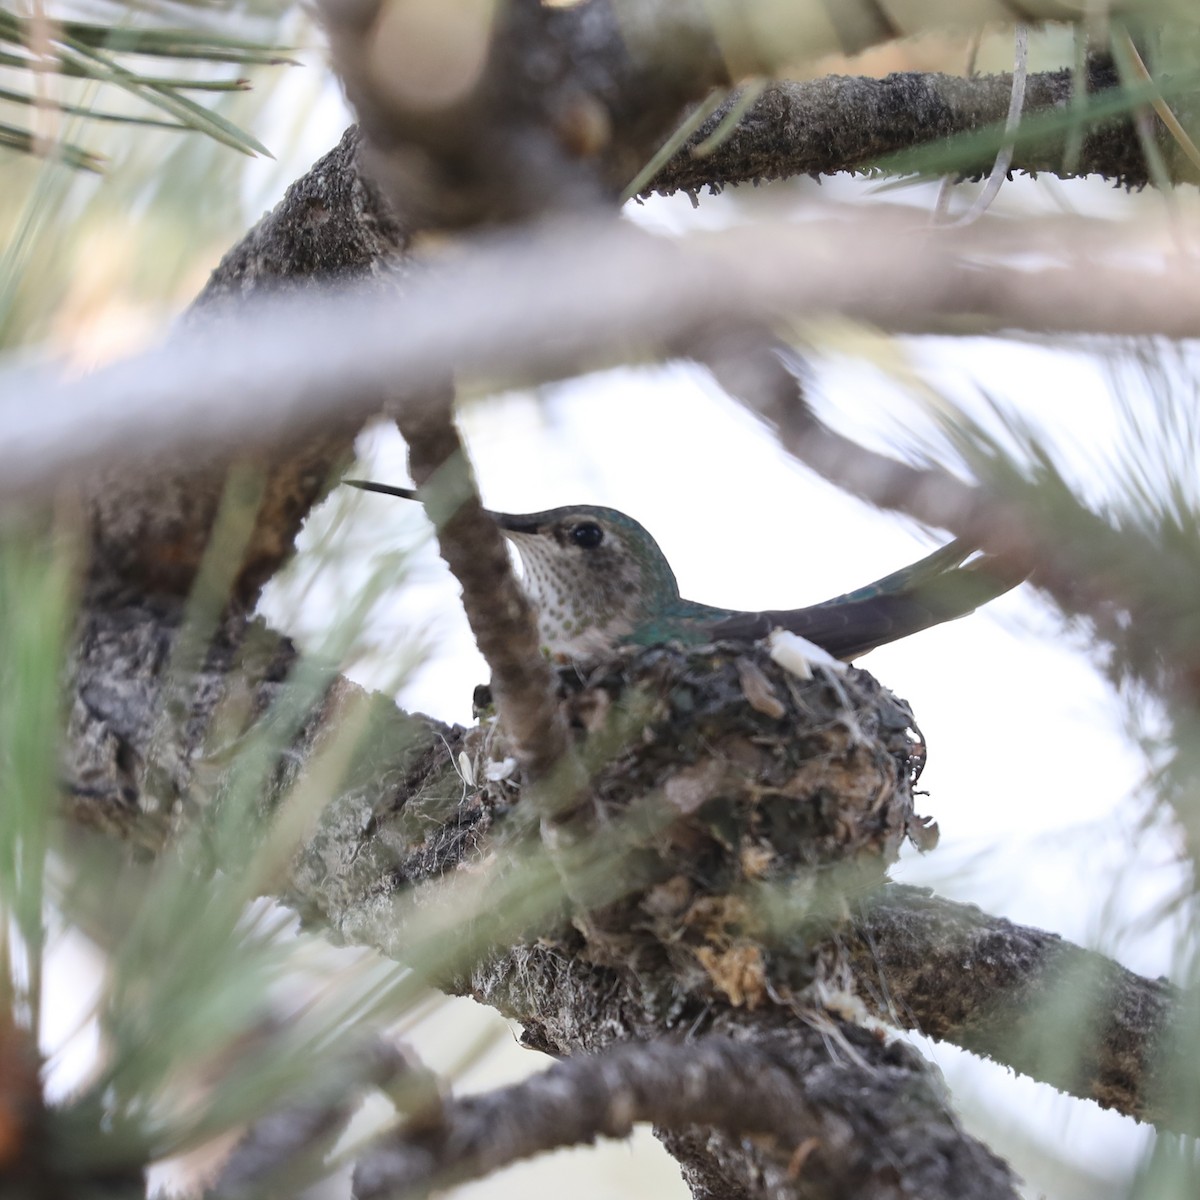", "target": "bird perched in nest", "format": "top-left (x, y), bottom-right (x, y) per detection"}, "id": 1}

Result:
top-left (346, 480), bottom-right (1020, 665)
